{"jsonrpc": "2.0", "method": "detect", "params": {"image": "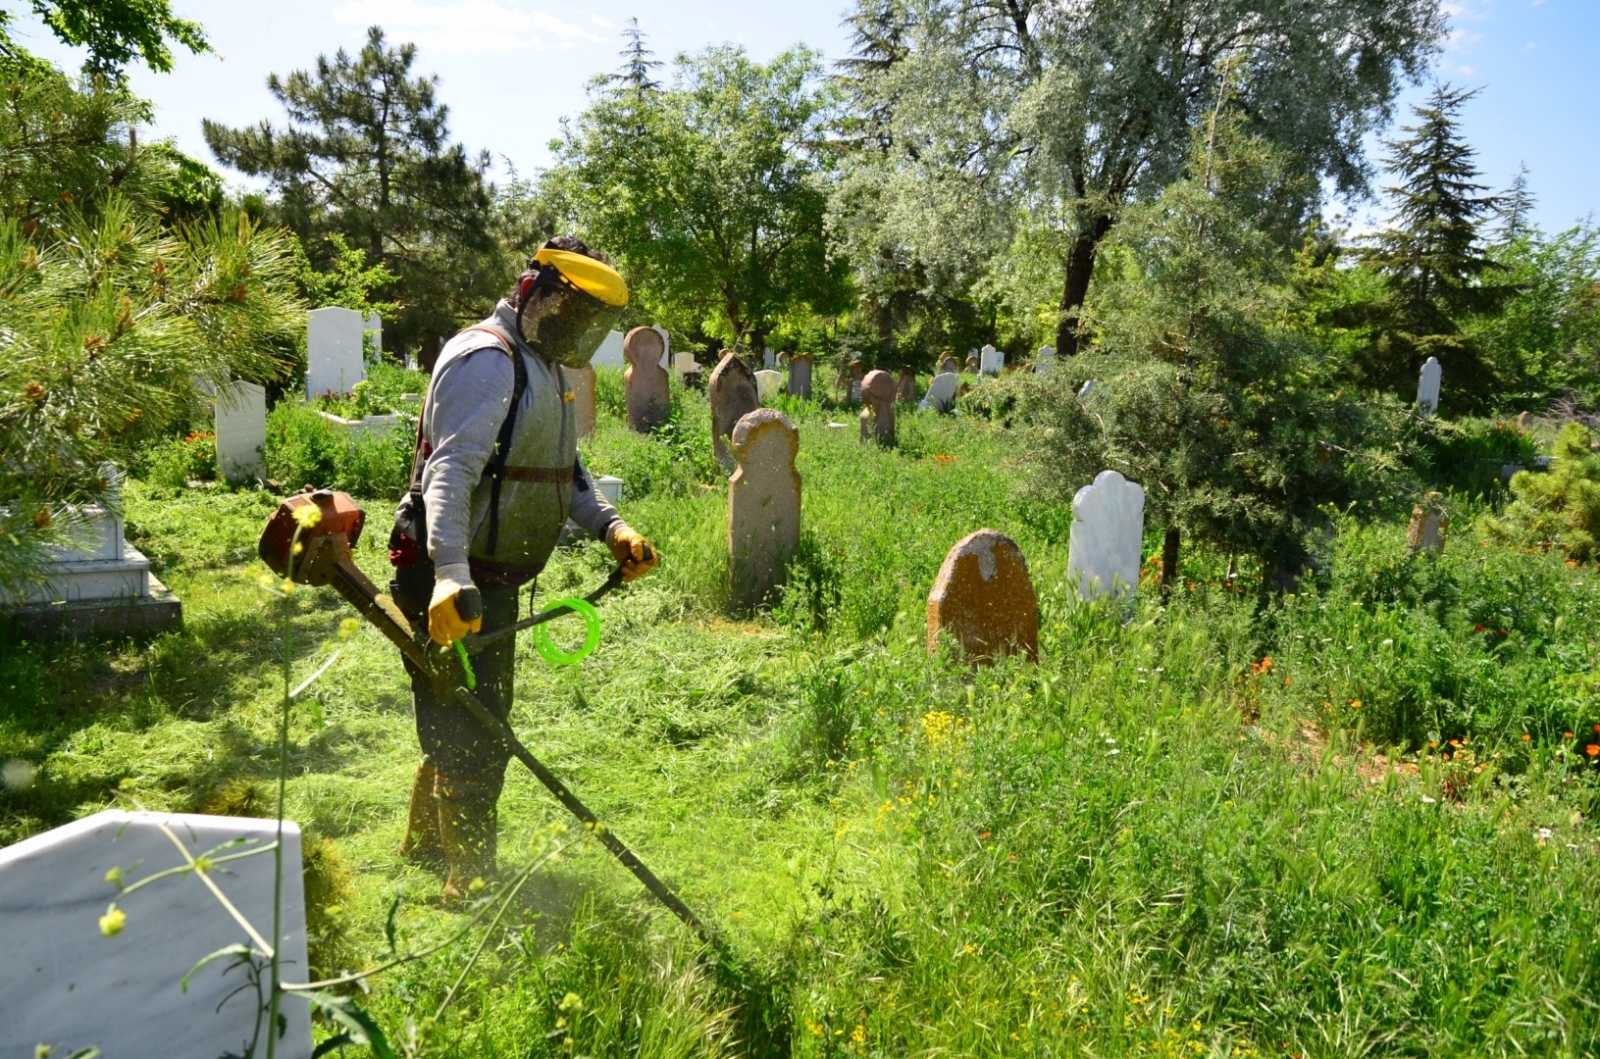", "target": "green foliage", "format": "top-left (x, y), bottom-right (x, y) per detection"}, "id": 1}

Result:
top-left (0, 0), bottom-right (208, 77)
top-left (290, 232), bottom-right (401, 321)
top-left (264, 400), bottom-right (412, 499)
top-left (139, 430), bottom-right (217, 490)
top-left (1486, 423), bottom-right (1600, 561)
top-left (1416, 416), bottom-right (1537, 499)
top-left (1476, 224), bottom-right (1600, 407)
top-left (546, 41), bottom-right (851, 351)
top-left (203, 25), bottom-right (499, 353)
